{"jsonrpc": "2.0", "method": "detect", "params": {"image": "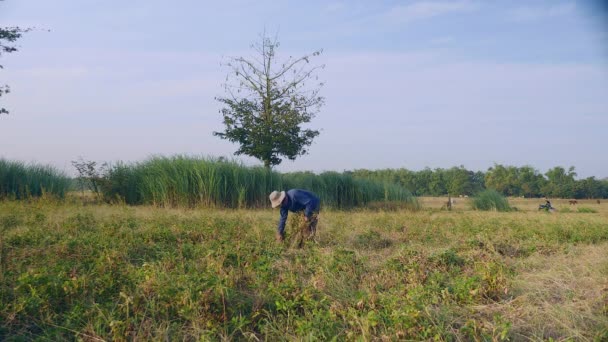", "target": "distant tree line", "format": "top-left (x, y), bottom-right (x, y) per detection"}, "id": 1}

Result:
top-left (351, 164), bottom-right (608, 199)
